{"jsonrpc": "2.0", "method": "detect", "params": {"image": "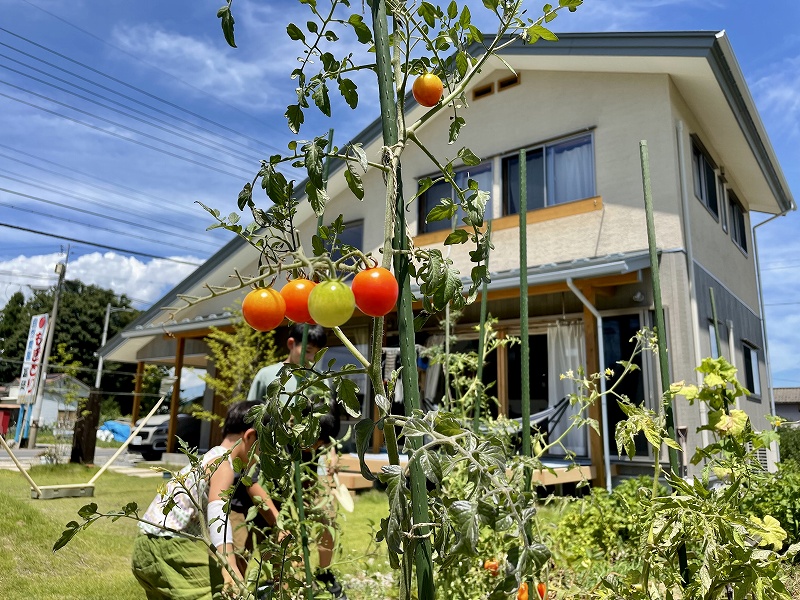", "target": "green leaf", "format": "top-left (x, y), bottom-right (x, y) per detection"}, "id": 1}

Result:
top-left (347, 14), bottom-right (373, 44)
top-left (312, 81), bottom-right (331, 117)
top-left (374, 394), bottom-right (390, 414)
top-left (459, 147), bottom-right (481, 166)
top-left (527, 24), bottom-right (559, 43)
top-left (444, 229), bottom-right (469, 245)
top-left (344, 167), bottom-right (364, 200)
top-left (418, 2), bottom-right (437, 28)
top-left (303, 139), bottom-right (325, 189)
top-left (455, 51), bottom-right (469, 77)
top-left (285, 104), bottom-right (304, 134)
top-left (305, 182), bottom-right (329, 216)
top-left (77, 503), bottom-right (98, 519)
top-left (354, 418), bottom-right (377, 481)
top-left (53, 523), bottom-right (81, 552)
top-left (348, 143), bottom-right (368, 171)
top-left (336, 377), bottom-right (361, 418)
top-left (237, 182), bottom-right (253, 211)
top-left (447, 1), bottom-right (458, 19)
top-left (459, 4), bottom-right (471, 27)
top-left (338, 78), bottom-right (359, 109)
top-left (378, 465), bottom-right (406, 555)
top-left (286, 23), bottom-right (305, 41)
top-left (217, 5), bottom-right (237, 48)
top-left (449, 500), bottom-right (479, 555)
top-left (427, 201), bottom-right (457, 223)
top-left (449, 115), bottom-right (466, 143)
